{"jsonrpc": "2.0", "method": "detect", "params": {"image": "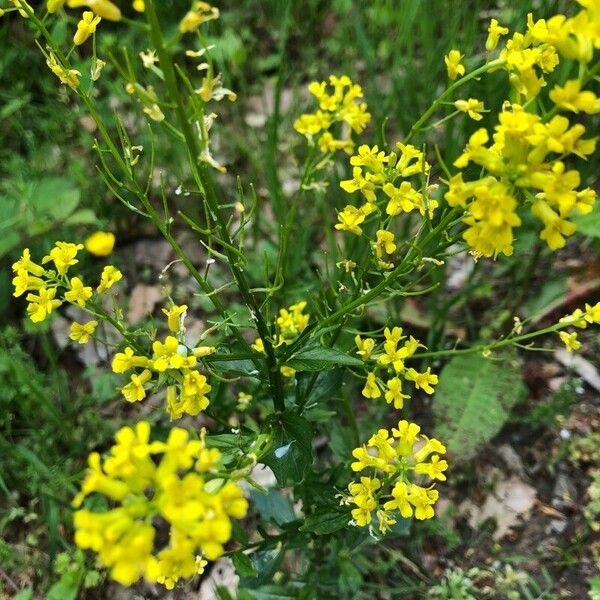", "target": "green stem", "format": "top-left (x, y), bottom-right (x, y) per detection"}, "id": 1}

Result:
top-left (405, 58), bottom-right (505, 142)
top-left (412, 320), bottom-right (572, 360)
top-left (144, 0), bottom-right (285, 411)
